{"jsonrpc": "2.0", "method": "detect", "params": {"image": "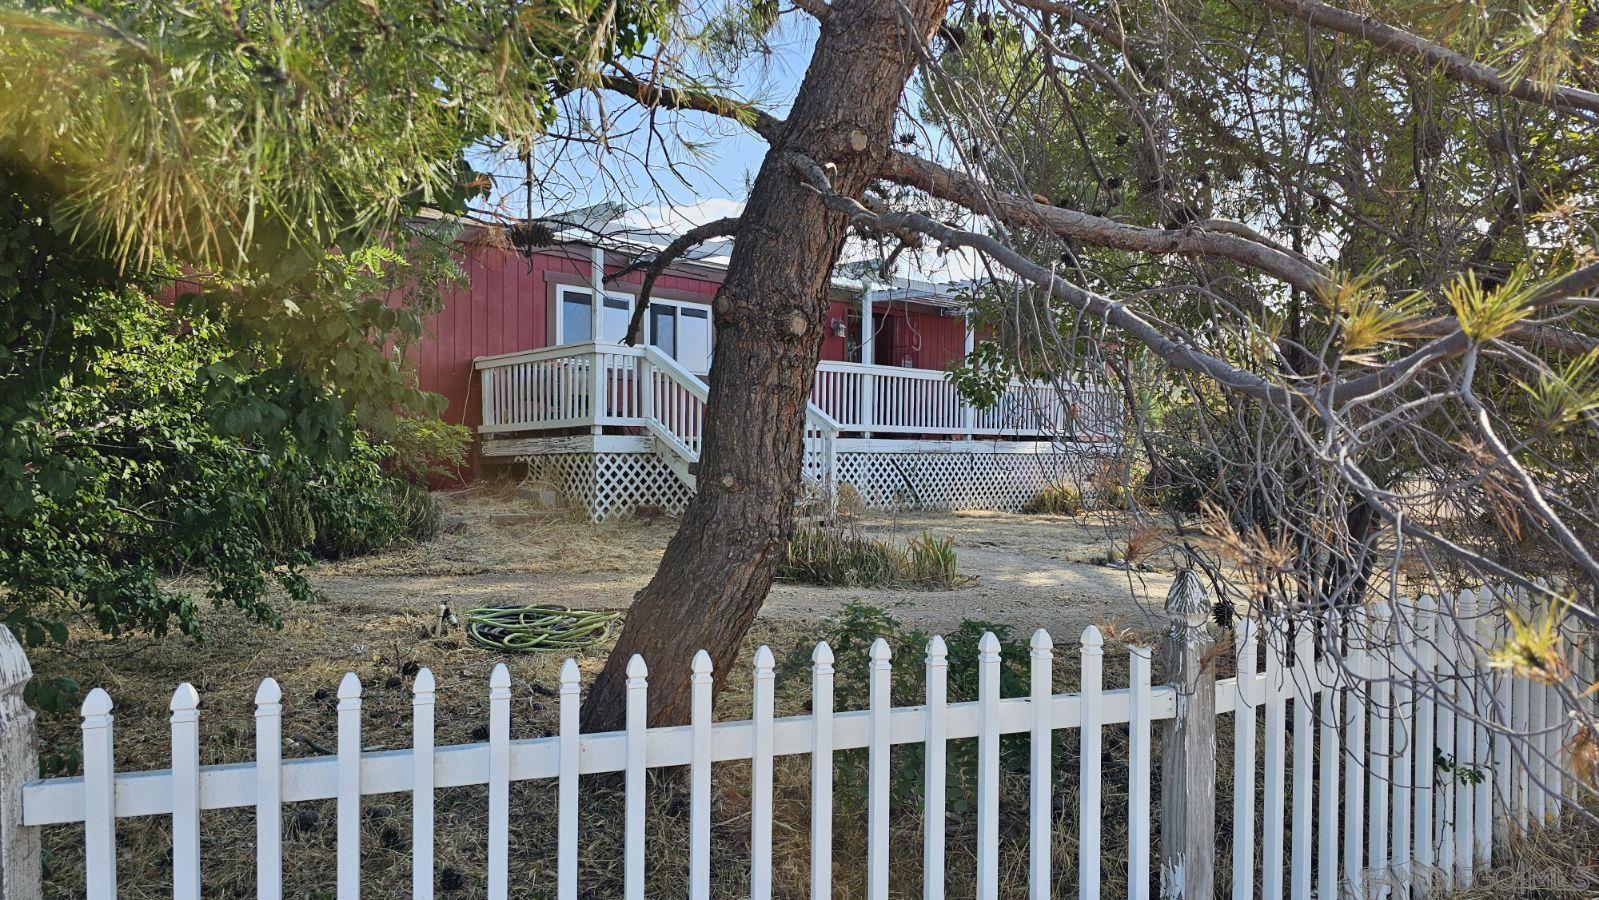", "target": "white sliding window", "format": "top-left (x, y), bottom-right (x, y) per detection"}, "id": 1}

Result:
top-left (557, 286), bottom-right (593, 344)
top-left (555, 286), bottom-right (636, 345)
top-left (648, 300), bottom-right (713, 374)
top-left (600, 294), bottom-right (631, 343)
top-left (678, 307), bottom-right (711, 373)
